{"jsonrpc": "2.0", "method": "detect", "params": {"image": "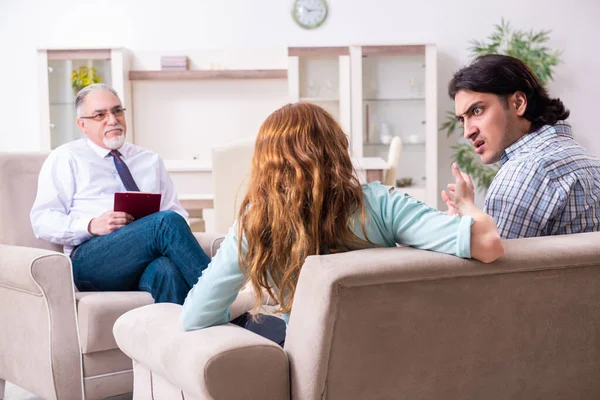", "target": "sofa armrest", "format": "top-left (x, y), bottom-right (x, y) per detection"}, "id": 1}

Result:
top-left (114, 303), bottom-right (289, 400)
top-left (193, 232), bottom-right (226, 258)
top-left (0, 244), bottom-right (82, 399)
top-left (0, 244), bottom-right (71, 294)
